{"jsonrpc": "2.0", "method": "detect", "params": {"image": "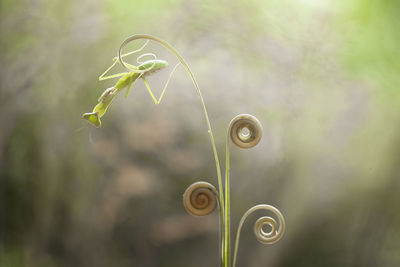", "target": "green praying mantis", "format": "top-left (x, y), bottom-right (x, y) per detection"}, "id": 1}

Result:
top-left (82, 41), bottom-right (180, 127)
